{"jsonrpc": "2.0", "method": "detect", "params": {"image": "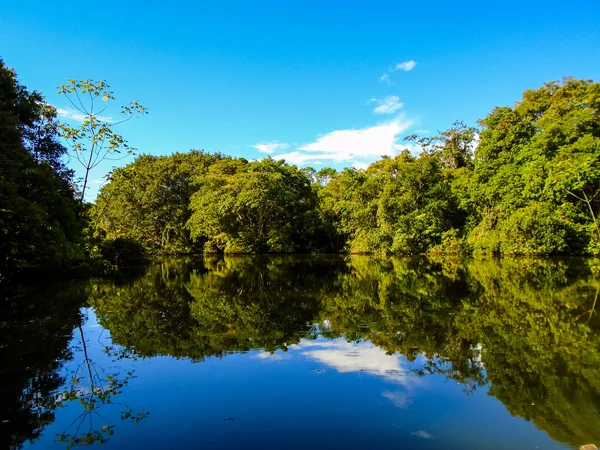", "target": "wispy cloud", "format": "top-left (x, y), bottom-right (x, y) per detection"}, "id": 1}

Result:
top-left (411, 431), bottom-right (433, 439)
top-left (276, 116), bottom-right (413, 167)
top-left (251, 141), bottom-right (290, 154)
top-left (55, 107), bottom-right (112, 123)
top-left (379, 59), bottom-right (417, 84)
top-left (379, 73), bottom-right (391, 84)
top-left (394, 60), bottom-right (417, 72)
top-left (368, 95), bottom-right (404, 115)
top-left (382, 390), bottom-right (412, 408)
